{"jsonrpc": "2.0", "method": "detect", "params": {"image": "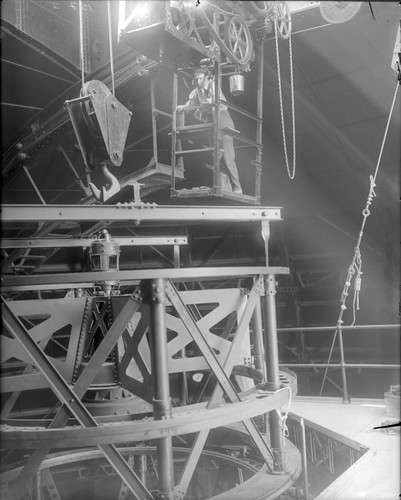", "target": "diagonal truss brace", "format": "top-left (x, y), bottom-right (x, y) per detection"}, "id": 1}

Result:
top-left (1, 295), bottom-right (153, 500)
top-left (165, 277), bottom-right (275, 497)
